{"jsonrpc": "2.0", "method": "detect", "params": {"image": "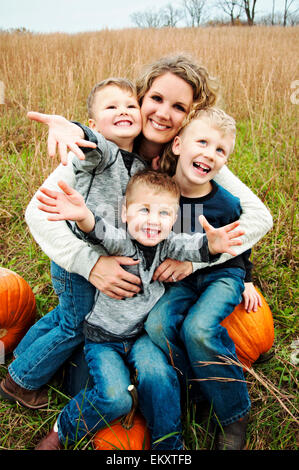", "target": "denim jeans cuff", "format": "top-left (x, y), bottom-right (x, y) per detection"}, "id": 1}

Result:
top-left (8, 365), bottom-right (37, 391)
top-left (218, 402), bottom-right (251, 427)
top-left (57, 414), bottom-right (67, 445)
top-left (152, 434), bottom-right (183, 451)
